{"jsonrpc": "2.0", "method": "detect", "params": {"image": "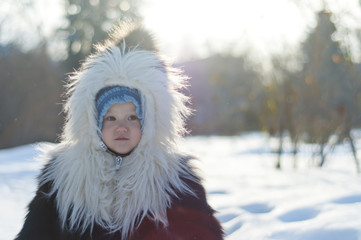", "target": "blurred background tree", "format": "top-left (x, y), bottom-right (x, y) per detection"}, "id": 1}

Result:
top-left (299, 11), bottom-right (361, 170)
top-left (0, 45), bottom-right (63, 147)
top-left (260, 54), bottom-right (301, 169)
top-left (0, 0), bottom-right (64, 148)
top-left (184, 55), bottom-right (263, 135)
top-left (257, 10), bottom-right (361, 171)
top-left (58, 0), bottom-right (142, 70)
